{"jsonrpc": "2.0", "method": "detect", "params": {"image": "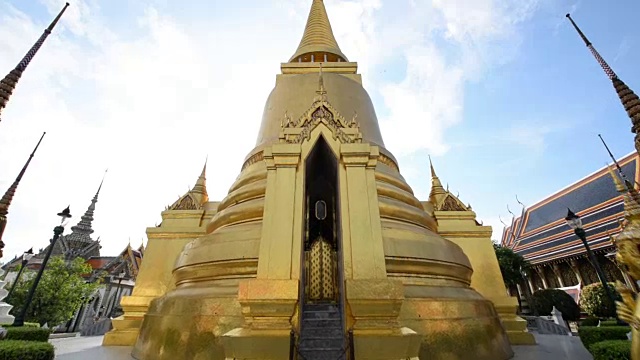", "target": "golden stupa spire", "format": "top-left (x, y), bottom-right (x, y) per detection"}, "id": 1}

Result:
top-left (566, 14), bottom-right (640, 155)
top-left (0, 132), bottom-right (46, 257)
top-left (289, 0), bottom-right (348, 63)
top-left (191, 158), bottom-right (208, 204)
top-left (0, 3), bottom-right (70, 123)
top-left (428, 156), bottom-right (446, 204)
top-left (607, 164), bottom-right (626, 193)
